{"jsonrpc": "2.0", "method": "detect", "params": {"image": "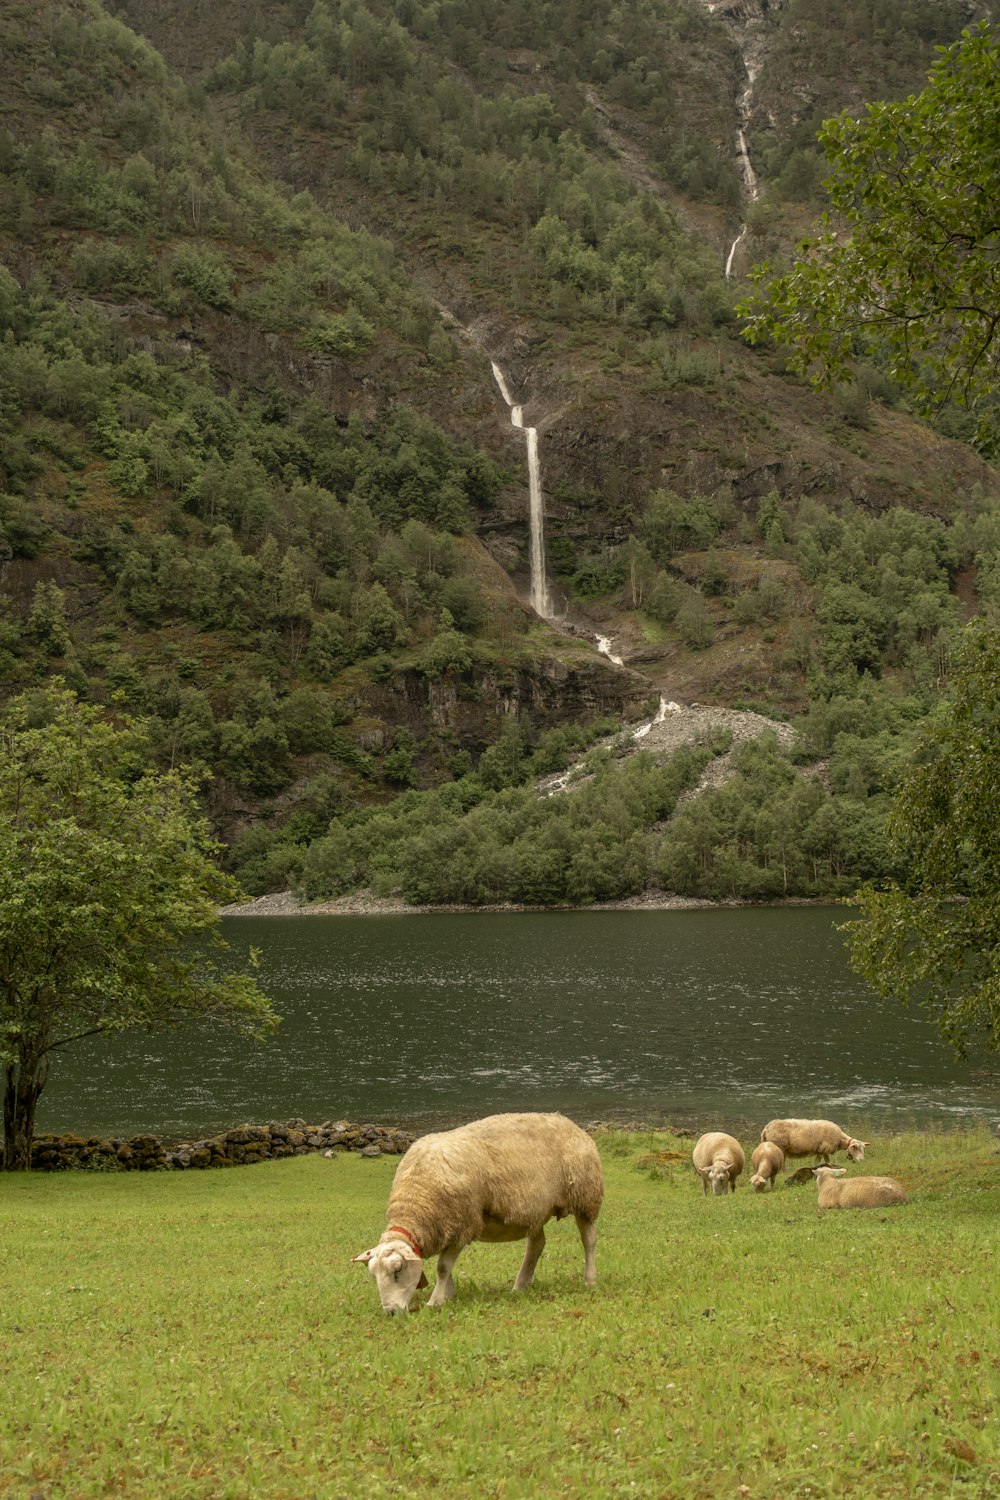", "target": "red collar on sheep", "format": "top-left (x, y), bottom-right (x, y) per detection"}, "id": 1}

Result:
top-left (388, 1225), bottom-right (424, 1258)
